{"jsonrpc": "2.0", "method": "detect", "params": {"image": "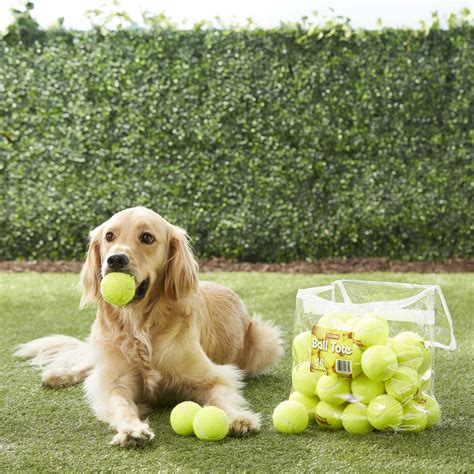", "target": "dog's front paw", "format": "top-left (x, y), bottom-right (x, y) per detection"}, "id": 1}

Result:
top-left (111, 422), bottom-right (155, 448)
top-left (229, 411), bottom-right (261, 437)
